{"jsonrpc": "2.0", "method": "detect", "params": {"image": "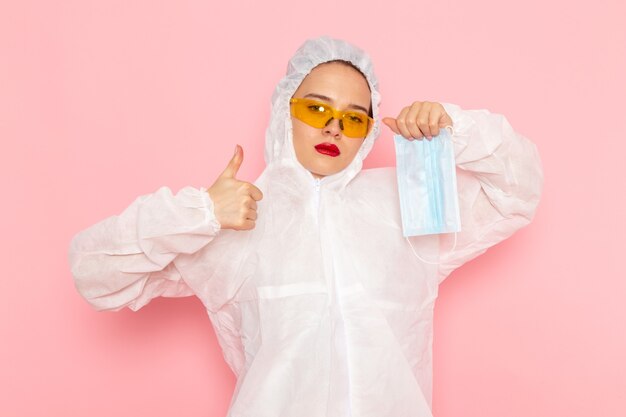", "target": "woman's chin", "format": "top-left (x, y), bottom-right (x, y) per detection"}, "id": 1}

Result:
top-left (309, 167), bottom-right (339, 179)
